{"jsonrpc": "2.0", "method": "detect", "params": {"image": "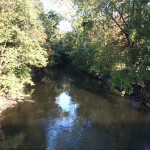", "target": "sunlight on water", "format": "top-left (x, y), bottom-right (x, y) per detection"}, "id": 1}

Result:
top-left (46, 91), bottom-right (79, 150)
